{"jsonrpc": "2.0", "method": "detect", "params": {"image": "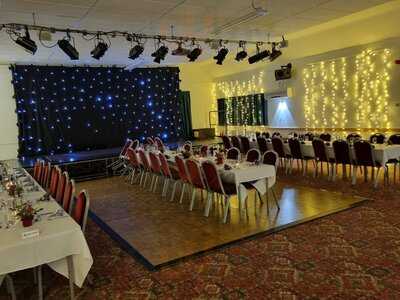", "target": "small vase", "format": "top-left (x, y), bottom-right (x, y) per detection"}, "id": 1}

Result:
top-left (22, 218), bottom-right (33, 227)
